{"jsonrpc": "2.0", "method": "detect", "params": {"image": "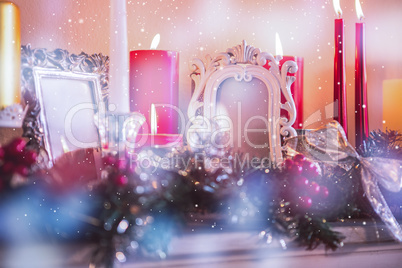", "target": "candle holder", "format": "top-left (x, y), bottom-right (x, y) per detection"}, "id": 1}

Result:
top-left (0, 104), bottom-right (27, 128)
top-left (95, 111), bottom-right (145, 158)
